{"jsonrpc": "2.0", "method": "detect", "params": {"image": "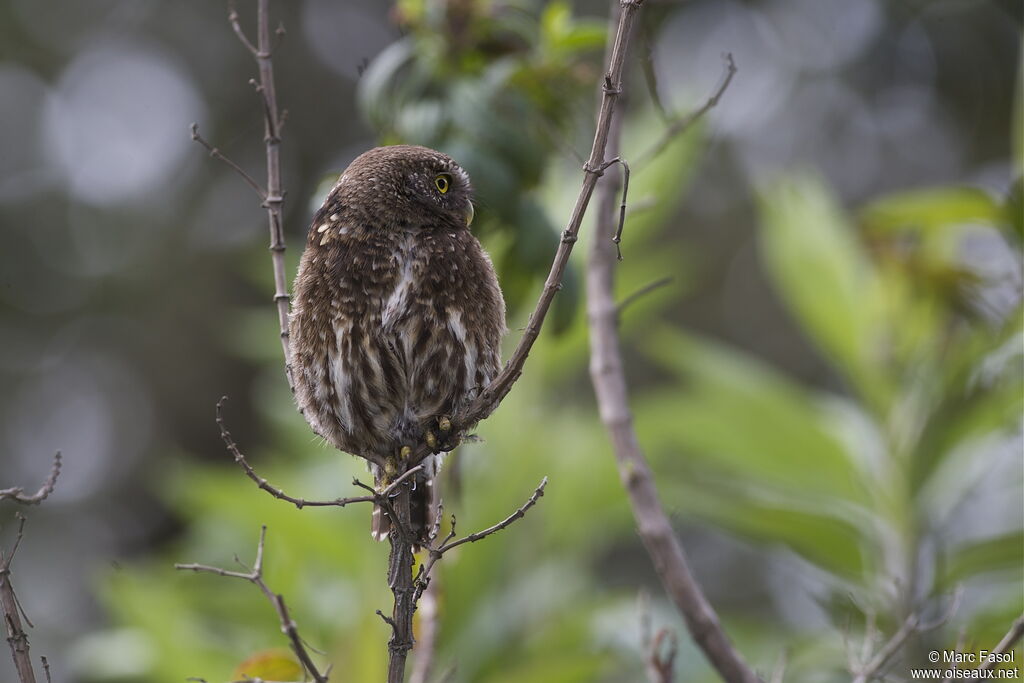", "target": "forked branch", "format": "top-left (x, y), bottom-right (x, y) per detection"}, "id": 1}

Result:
top-left (413, 477), bottom-right (548, 602)
top-left (176, 526), bottom-right (329, 682)
top-left (216, 396), bottom-right (422, 509)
